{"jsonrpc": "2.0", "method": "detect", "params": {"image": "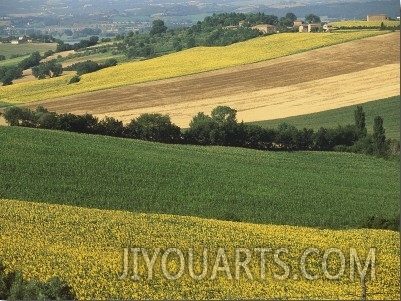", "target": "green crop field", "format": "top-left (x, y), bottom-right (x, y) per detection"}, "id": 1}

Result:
top-left (0, 126), bottom-right (398, 229)
top-left (251, 96), bottom-right (400, 140)
top-left (0, 42), bottom-right (57, 59)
